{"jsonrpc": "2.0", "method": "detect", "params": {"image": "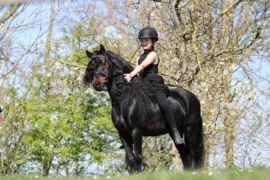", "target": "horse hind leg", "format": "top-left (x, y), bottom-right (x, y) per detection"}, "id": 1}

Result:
top-left (169, 130), bottom-right (190, 170)
top-left (119, 133), bottom-right (136, 173)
